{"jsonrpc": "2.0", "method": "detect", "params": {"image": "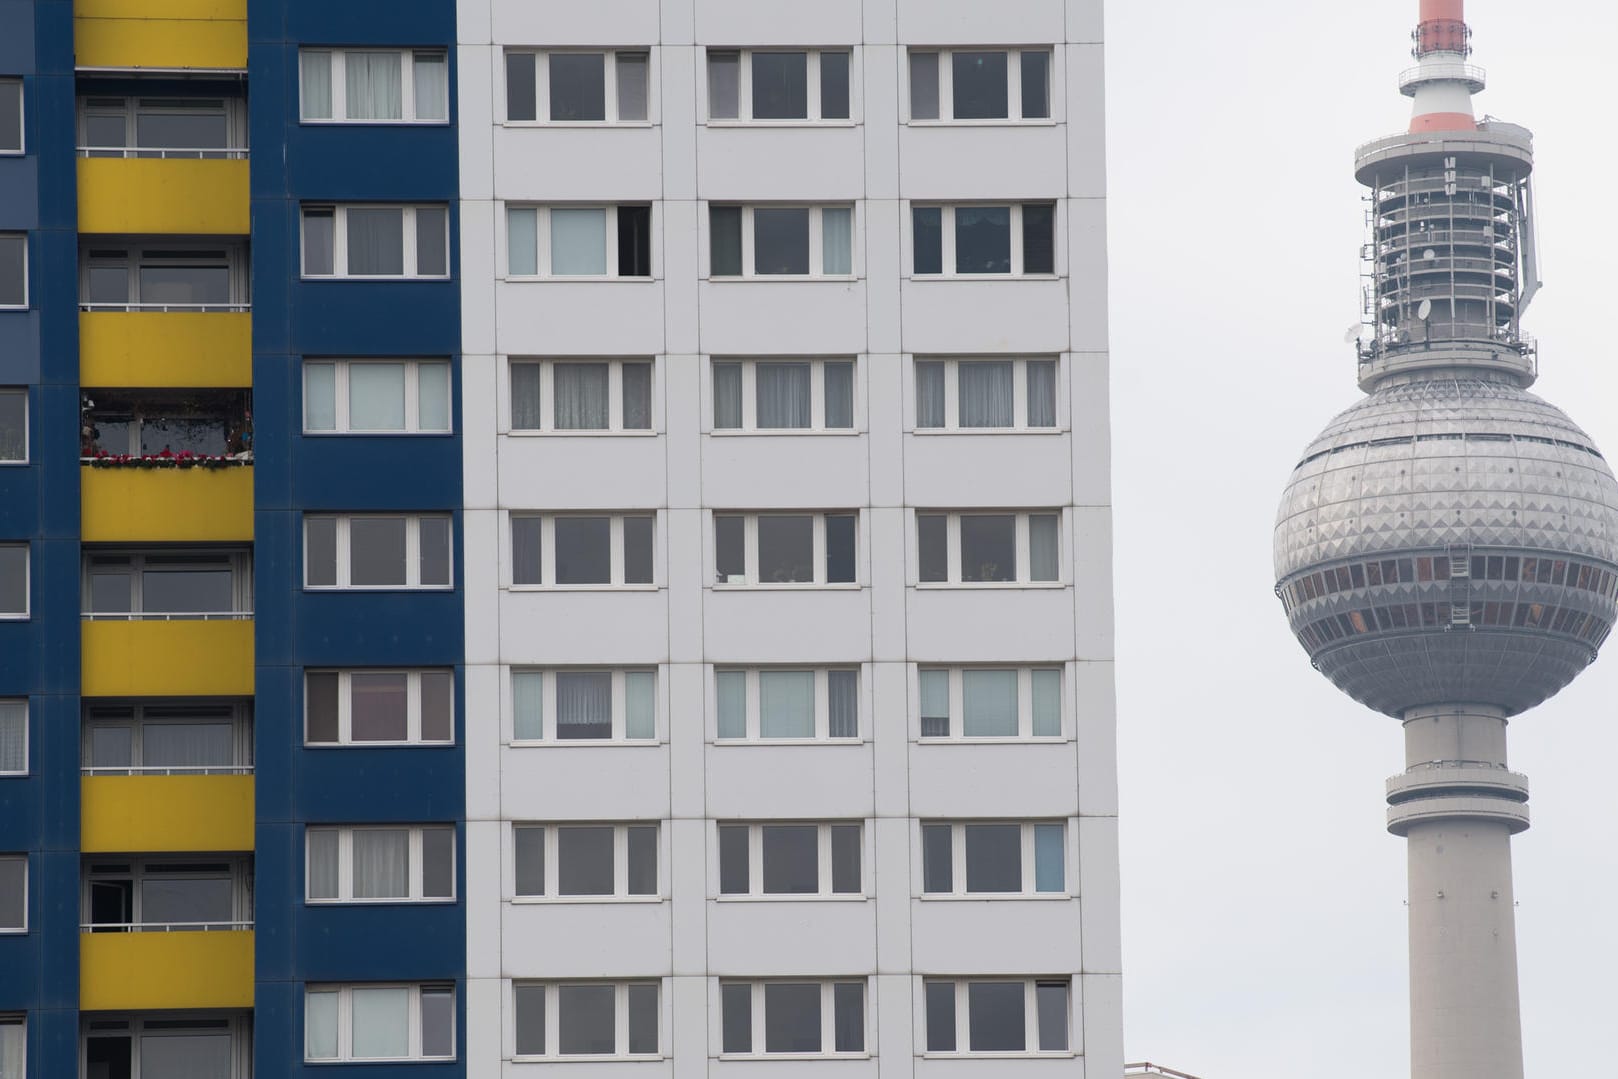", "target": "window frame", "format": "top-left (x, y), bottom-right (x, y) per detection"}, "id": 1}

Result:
top-left (704, 48), bottom-right (856, 124)
top-left (922, 978), bottom-right (1072, 1056)
top-left (509, 668), bottom-right (660, 744)
top-left (912, 356), bottom-right (1061, 432)
top-left (916, 666), bottom-right (1065, 741)
top-left (82, 549), bottom-right (254, 619)
top-left (503, 203), bottom-right (654, 280)
top-left (905, 47), bottom-right (1055, 124)
top-left (302, 358), bottom-right (453, 435)
top-left (81, 855), bottom-right (253, 931)
top-left (79, 243), bottom-right (249, 311)
top-left (507, 358), bottom-right (657, 435)
top-left (709, 357), bottom-right (858, 434)
top-left (711, 511), bottom-right (859, 589)
top-left (919, 820), bottom-right (1070, 898)
top-left (0, 78), bottom-right (22, 154)
top-left (77, 92), bottom-right (248, 158)
top-left (719, 979), bottom-right (868, 1058)
top-left (302, 513), bottom-right (454, 591)
top-left (300, 204), bottom-right (450, 280)
top-left (908, 202), bottom-right (1059, 278)
top-left (0, 699), bottom-right (26, 777)
top-left (508, 512), bottom-right (658, 590)
top-left (303, 669), bottom-right (455, 748)
top-left (512, 980), bottom-right (661, 1060)
top-left (0, 232), bottom-right (27, 310)
top-left (511, 822), bottom-right (662, 902)
top-left (706, 204), bottom-right (857, 279)
top-left (914, 510), bottom-right (1063, 587)
top-left (304, 983), bottom-right (456, 1062)
top-left (0, 543), bottom-right (26, 619)
top-left (717, 821), bottom-right (864, 900)
top-left (304, 825), bottom-right (457, 905)
top-left (298, 48), bottom-right (450, 124)
top-left (712, 667), bottom-right (862, 743)
top-left (83, 701), bottom-right (254, 775)
top-left (0, 387), bottom-right (26, 464)
top-left (503, 49), bottom-right (654, 125)
top-left (82, 1014), bottom-right (254, 1079)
